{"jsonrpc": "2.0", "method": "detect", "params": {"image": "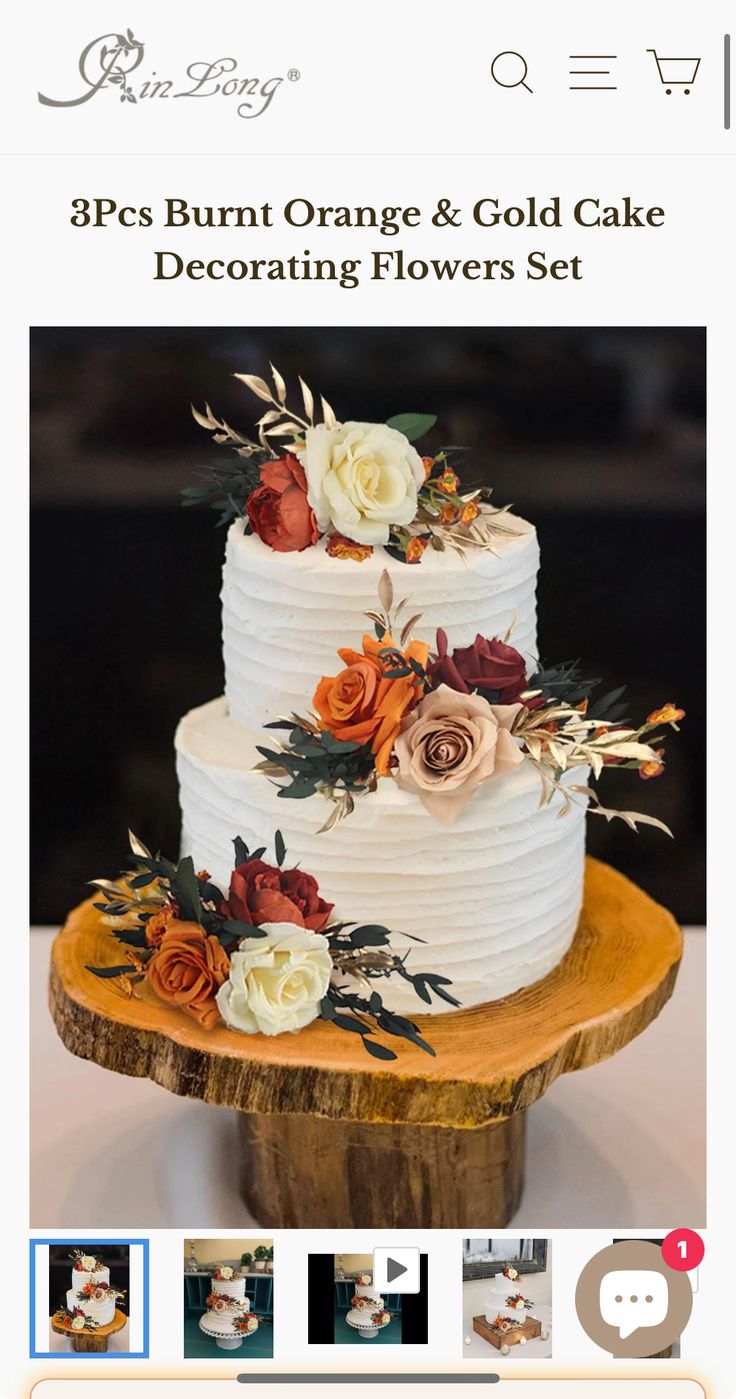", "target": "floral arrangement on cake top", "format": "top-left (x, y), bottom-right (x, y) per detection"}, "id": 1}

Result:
top-left (185, 363), bottom-right (514, 564)
top-left (502, 1267), bottom-right (520, 1282)
top-left (86, 830), bottom-right (458, 1058)
top-left (355, 1273), bottom-right (372, 1286)
top-left (254, 571), bottom-right (685, 831)
top-left (71, 1250), bottom-right (105, 1273)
